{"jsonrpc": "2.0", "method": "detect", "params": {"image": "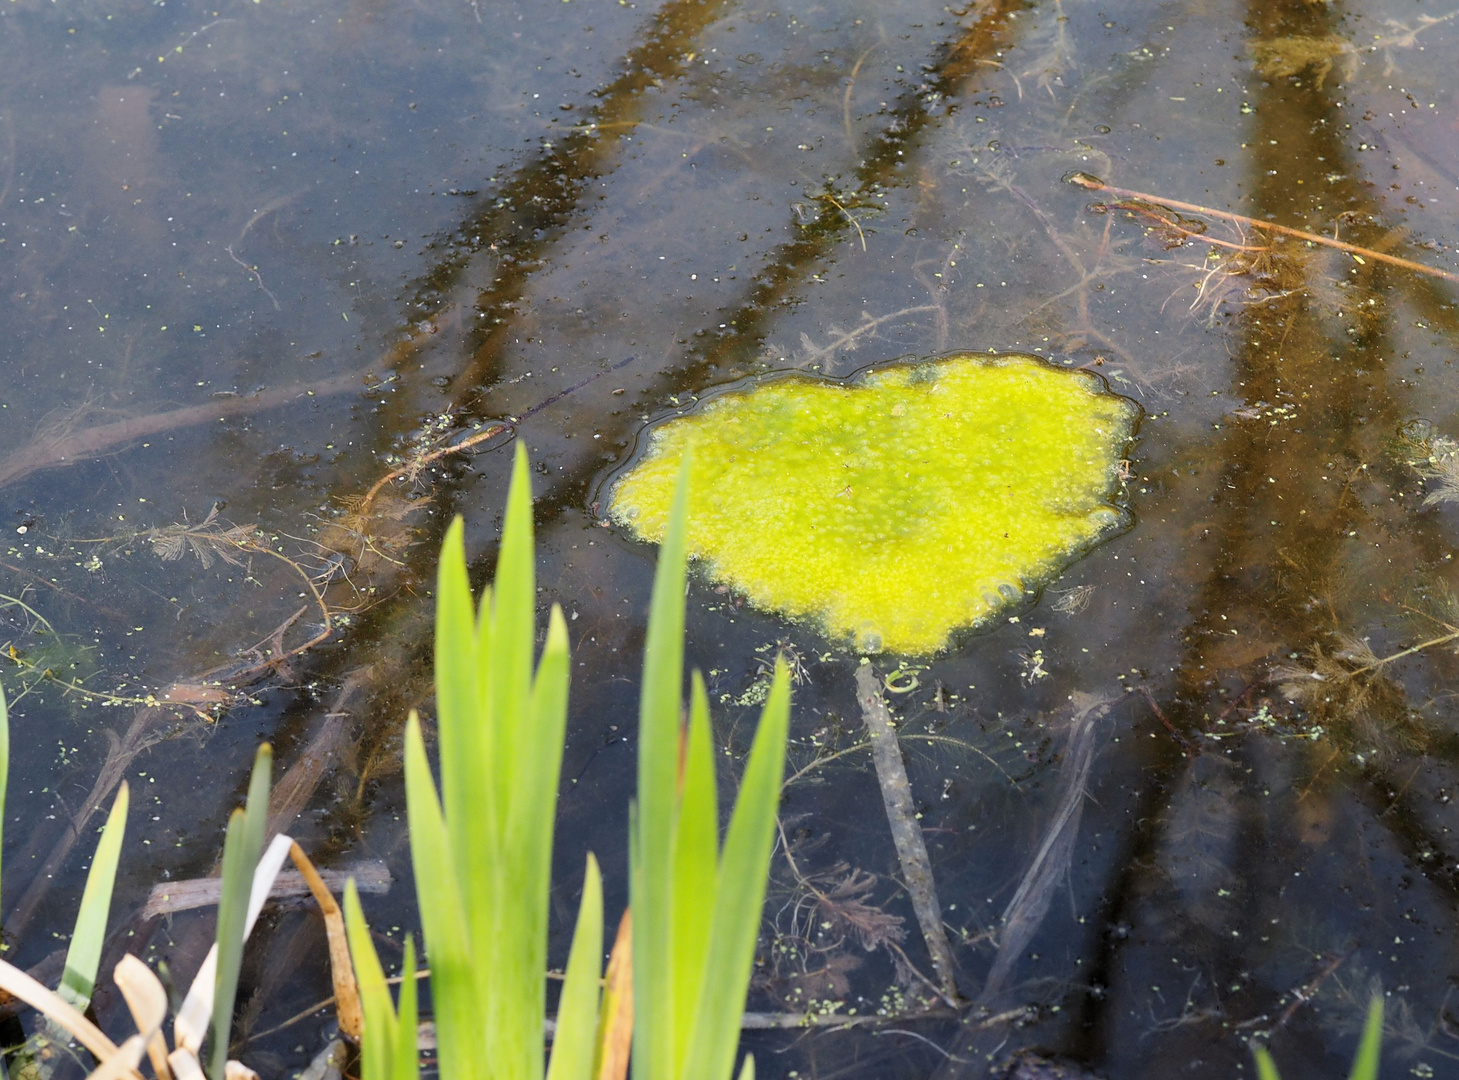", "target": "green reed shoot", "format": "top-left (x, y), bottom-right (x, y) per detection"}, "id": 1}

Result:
top-left (347, 448), bottom-right (789, 1080)
top-left (403, 441), bottom-right (572, 1080)
top-left (344, 880), bottom-right (419, 1080)
top-left (1253, 996), bottom-right (1384, 1080)
top-left (211, 742), bottom-right (272, 1080)
top-left (546, 853), bottom-right (604, 1080)
top-left (57, 781), bottom-right (128, 1012)
top-left (631, 457), bottom-right (791, 1080)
